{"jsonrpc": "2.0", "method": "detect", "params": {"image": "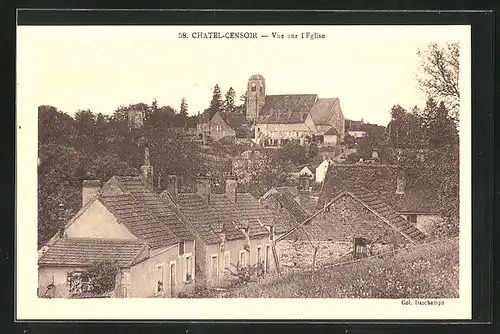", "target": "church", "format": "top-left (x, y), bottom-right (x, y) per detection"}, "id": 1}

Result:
top-left (197, 74), bottom-right (346, 147)
top-left (247, 74), bottom-right (345, 147)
